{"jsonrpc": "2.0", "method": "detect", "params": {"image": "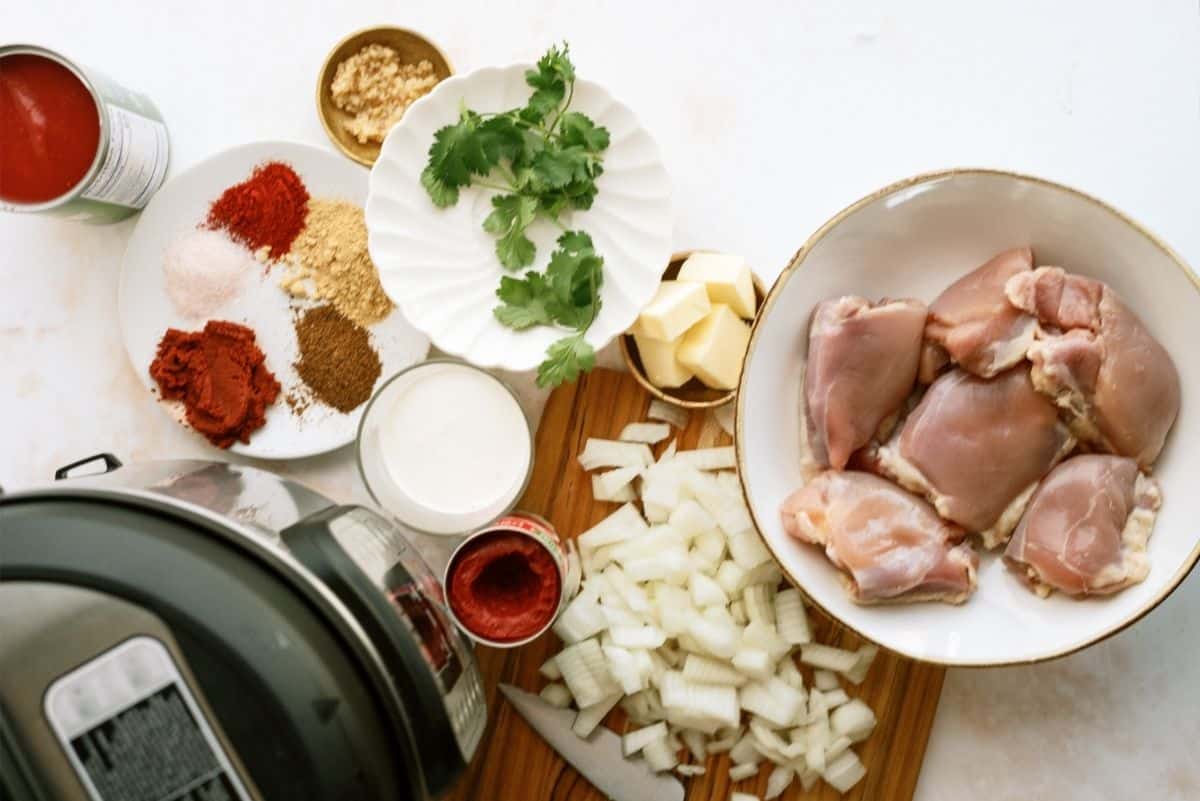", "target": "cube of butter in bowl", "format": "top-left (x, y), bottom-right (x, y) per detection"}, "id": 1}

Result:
top-left (620, 250), bottom-right (765, 410)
